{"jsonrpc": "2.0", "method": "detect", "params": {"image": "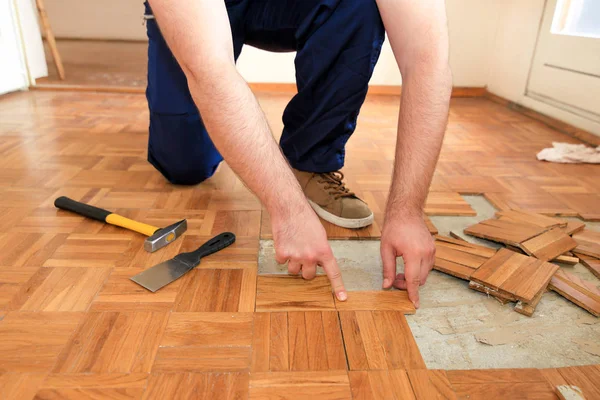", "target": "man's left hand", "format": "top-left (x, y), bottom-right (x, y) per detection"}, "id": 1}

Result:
top-left (380, 214), bottom-right (435, 308)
